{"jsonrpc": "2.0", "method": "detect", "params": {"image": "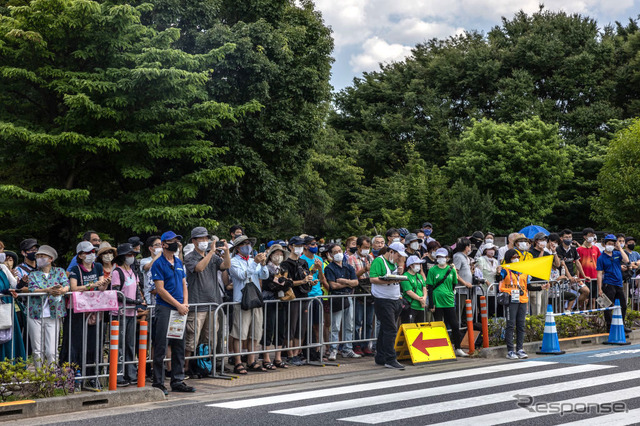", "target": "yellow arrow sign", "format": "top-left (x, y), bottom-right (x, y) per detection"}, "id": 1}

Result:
top-left (502, 255), bottom-right (553, 280)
